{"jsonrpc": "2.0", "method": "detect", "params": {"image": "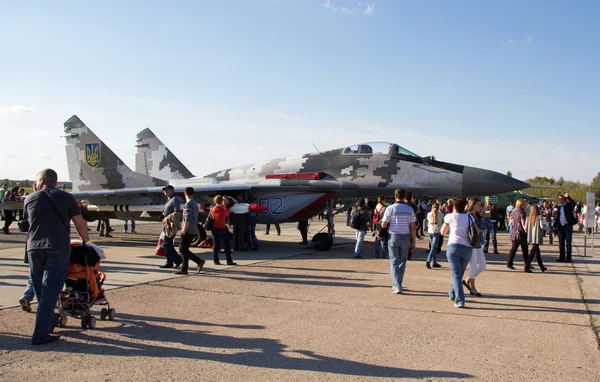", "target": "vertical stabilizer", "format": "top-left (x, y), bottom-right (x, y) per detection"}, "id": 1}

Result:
top-left (135, 128), bottom-right (195, 179)
top-left (64, 115), bottom-right (167, 192)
